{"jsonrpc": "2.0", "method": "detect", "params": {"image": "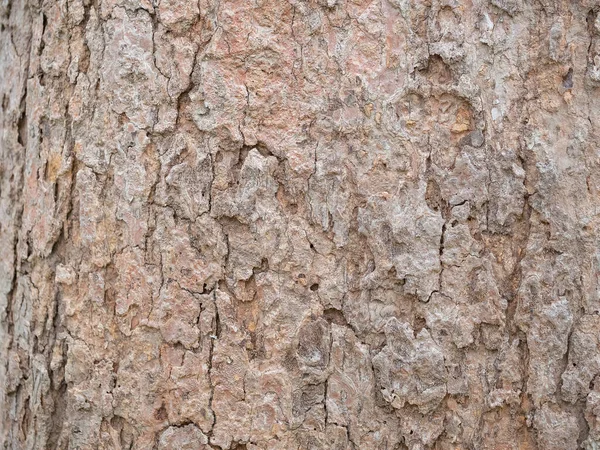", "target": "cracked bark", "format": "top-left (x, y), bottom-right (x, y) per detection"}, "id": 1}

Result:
top-left (2, 0), bottom-right (600, 449)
